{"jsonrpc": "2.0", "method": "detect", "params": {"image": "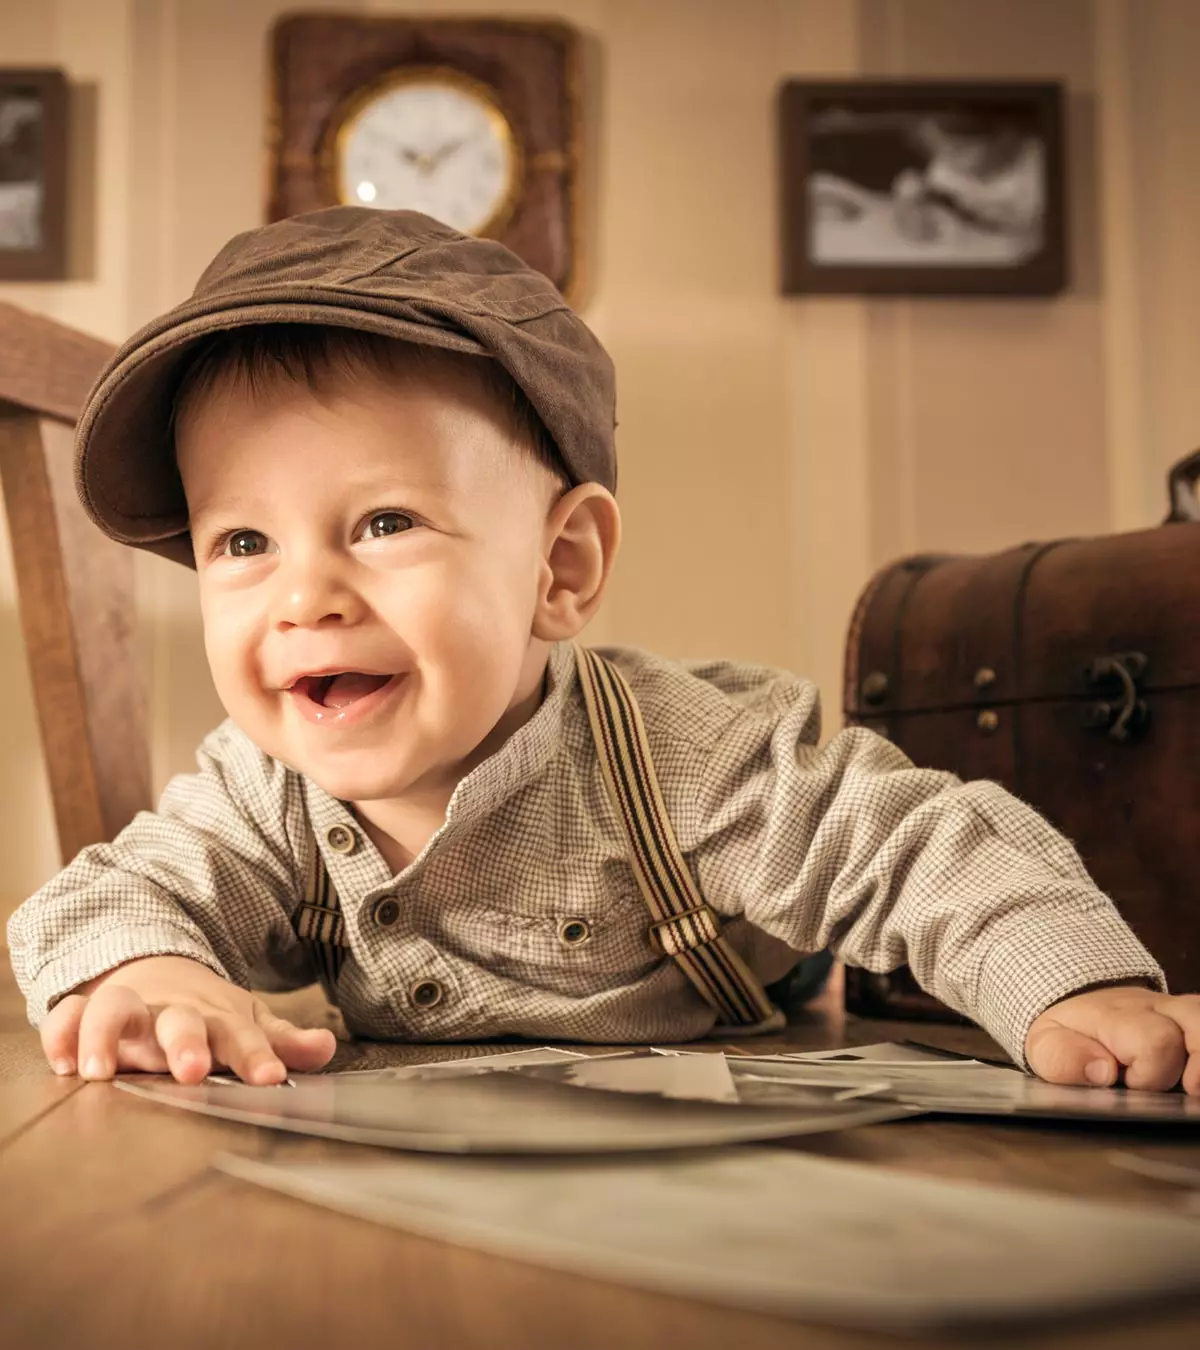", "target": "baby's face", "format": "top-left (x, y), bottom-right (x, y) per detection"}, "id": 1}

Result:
top-left (176, 361), bottom-right (558, 805)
